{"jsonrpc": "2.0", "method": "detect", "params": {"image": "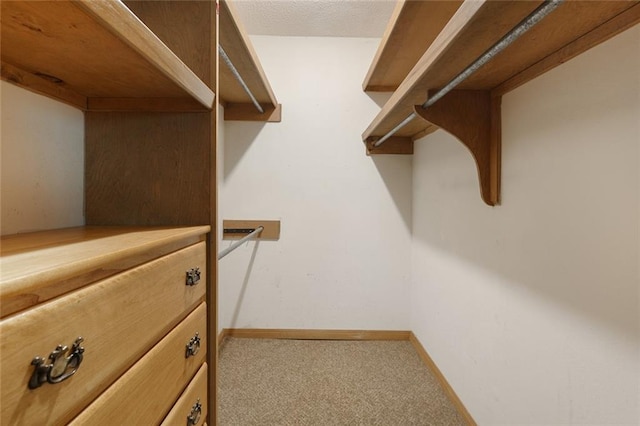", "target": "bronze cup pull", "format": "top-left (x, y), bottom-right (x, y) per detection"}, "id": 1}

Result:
top-left (187, 398), bottom-right (202, 426)
top-left (29, 337), bottom-right (85, 389)
top-left (185, 332), bottom-right (201, 358)
top-left (185, 268), bottom-right (201, 286)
